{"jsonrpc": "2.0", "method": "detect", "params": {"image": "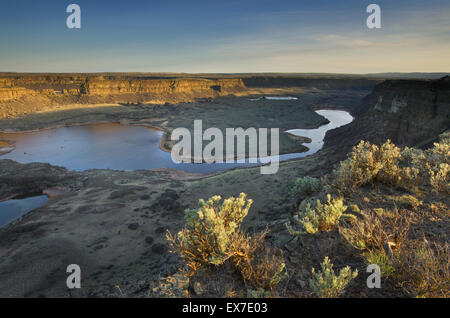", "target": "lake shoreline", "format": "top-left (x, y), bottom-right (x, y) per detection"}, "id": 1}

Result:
top-left (0, 109), bottom-right (352, 173)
